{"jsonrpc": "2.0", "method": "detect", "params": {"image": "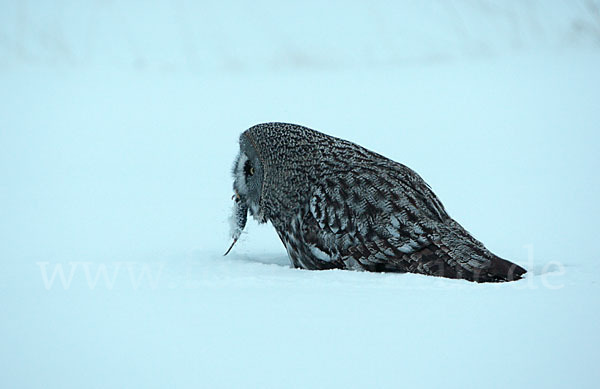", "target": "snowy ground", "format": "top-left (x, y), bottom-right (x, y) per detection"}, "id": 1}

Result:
top-left (2, 1), bottom-right (600, 388)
